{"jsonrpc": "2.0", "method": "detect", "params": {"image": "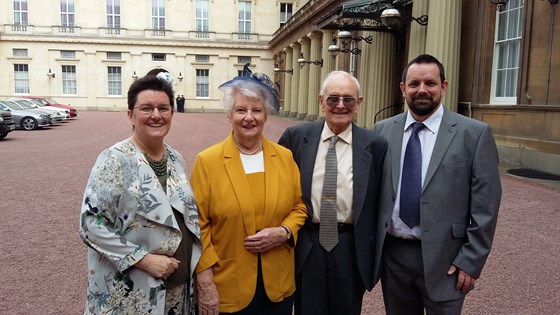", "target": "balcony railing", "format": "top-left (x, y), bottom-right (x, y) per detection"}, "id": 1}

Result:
top-left (11, 24), bottom-right (28, 32)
